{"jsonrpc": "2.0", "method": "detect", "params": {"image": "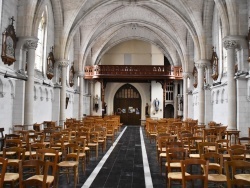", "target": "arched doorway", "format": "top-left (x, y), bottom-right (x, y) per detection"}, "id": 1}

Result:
top-left (164, 104), bottom-right (174, 118)
top-left (114, 84), bottom-right (141, 125)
